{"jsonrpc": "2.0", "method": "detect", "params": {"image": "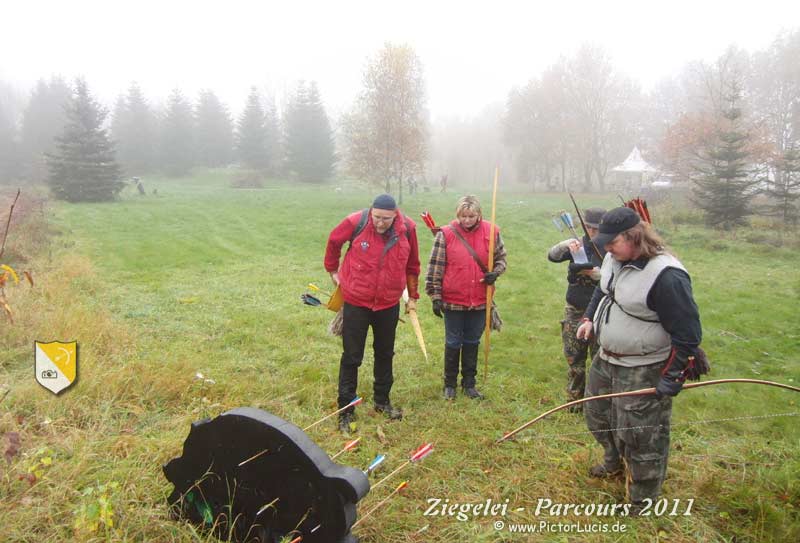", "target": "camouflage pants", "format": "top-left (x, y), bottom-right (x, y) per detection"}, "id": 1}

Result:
top-left (560, 304), bottom-right (598, 401)
top-left (584, 354), bottom-right (673, 502)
